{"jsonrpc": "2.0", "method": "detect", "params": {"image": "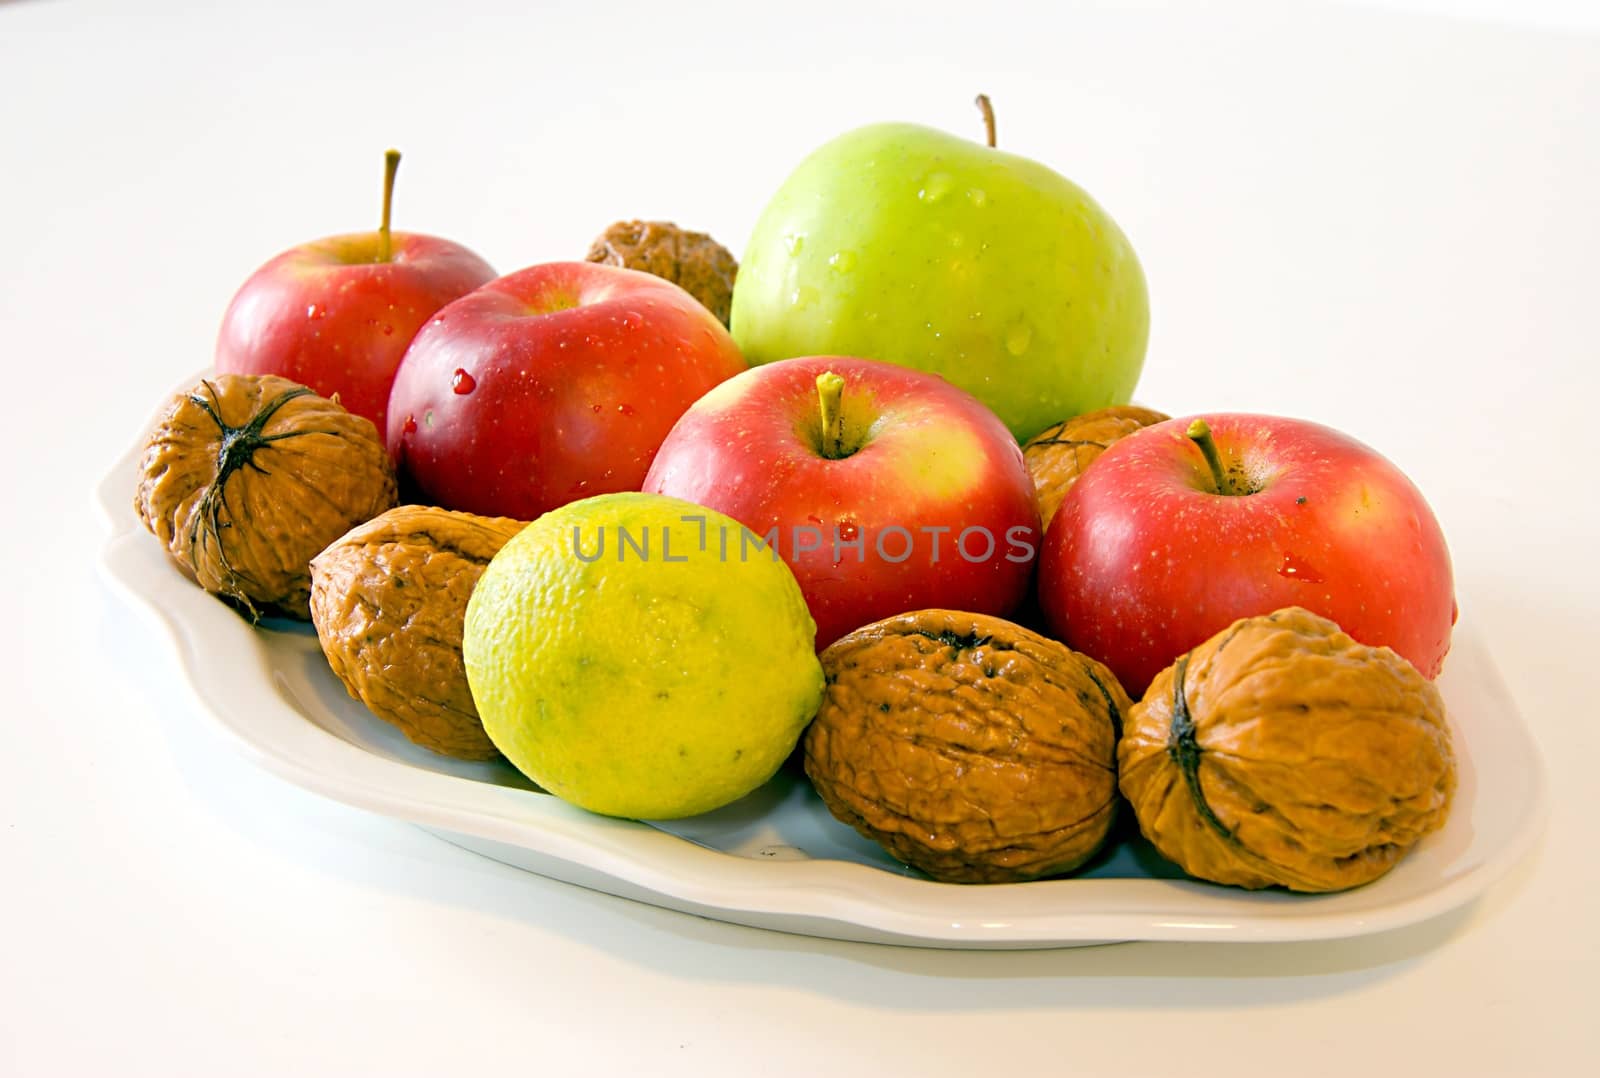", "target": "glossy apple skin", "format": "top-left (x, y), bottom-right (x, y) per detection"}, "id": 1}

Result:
top-left (387, 261), bottom-right (747, 519)
top-left (731, 123), bottom-right (1148, 442)
top-left (1038, 413), bottom-right (1456, 695)
top-left (216, 231), bottom-right (495, 433)
top-left (643, 355), bottom-right (1041, 648)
